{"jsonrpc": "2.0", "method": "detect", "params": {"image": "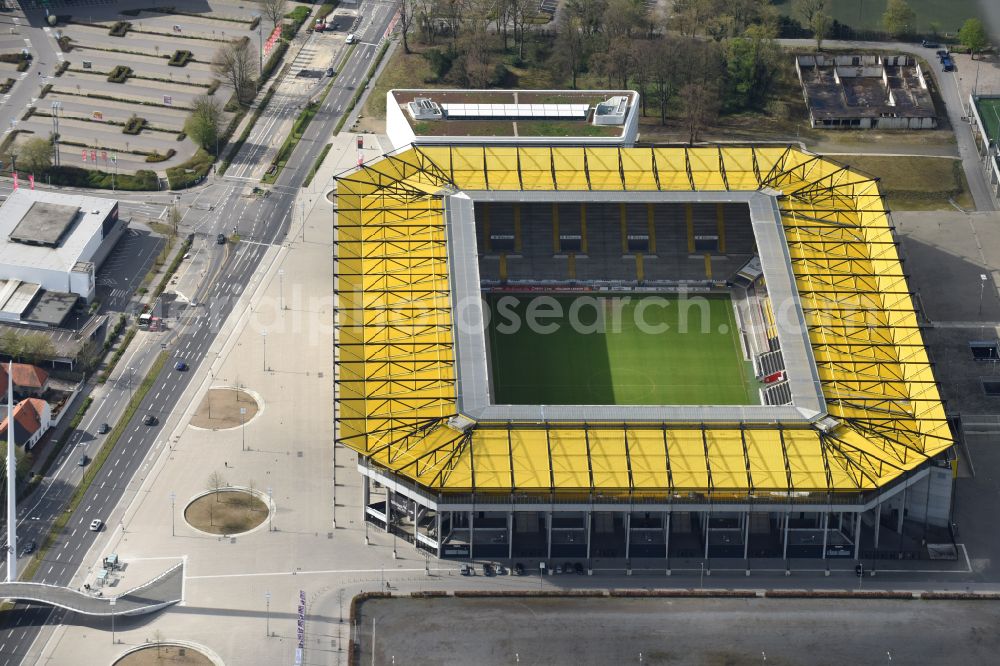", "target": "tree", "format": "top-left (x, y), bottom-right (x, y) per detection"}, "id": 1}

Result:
top-left (725, 24), bottom-right (780, 111)
top-left (19, 332), bottom-right (55, 364)
top-left (793, 0), bottom-right (828, 27)
top-left (959, 19), bottom-right (988, 60)
top-left (554, 13), bottom-right (585, 88)
top-left (152, 629), bottom-right (165, 657)
top-left (168, 204), bottom-right (182, 237)
top-left (399, 0), bottom-right (415, 54)
top-left (679, 81), bottom-right (720, 144)
top-left (258, 0), bottom-right (287, 31)
top-left (207, 471), bottom-right (226, 502)
top-left (17, 137), bottom-right (54, 173)
top-left (882, 0), bottom-right (915, 39)
top-left (212, 39), bottom-right (257, 107)
top-left (184, 95), bottom-right (224, 155)
top-left (810, 11), bottom-right (832, 50)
